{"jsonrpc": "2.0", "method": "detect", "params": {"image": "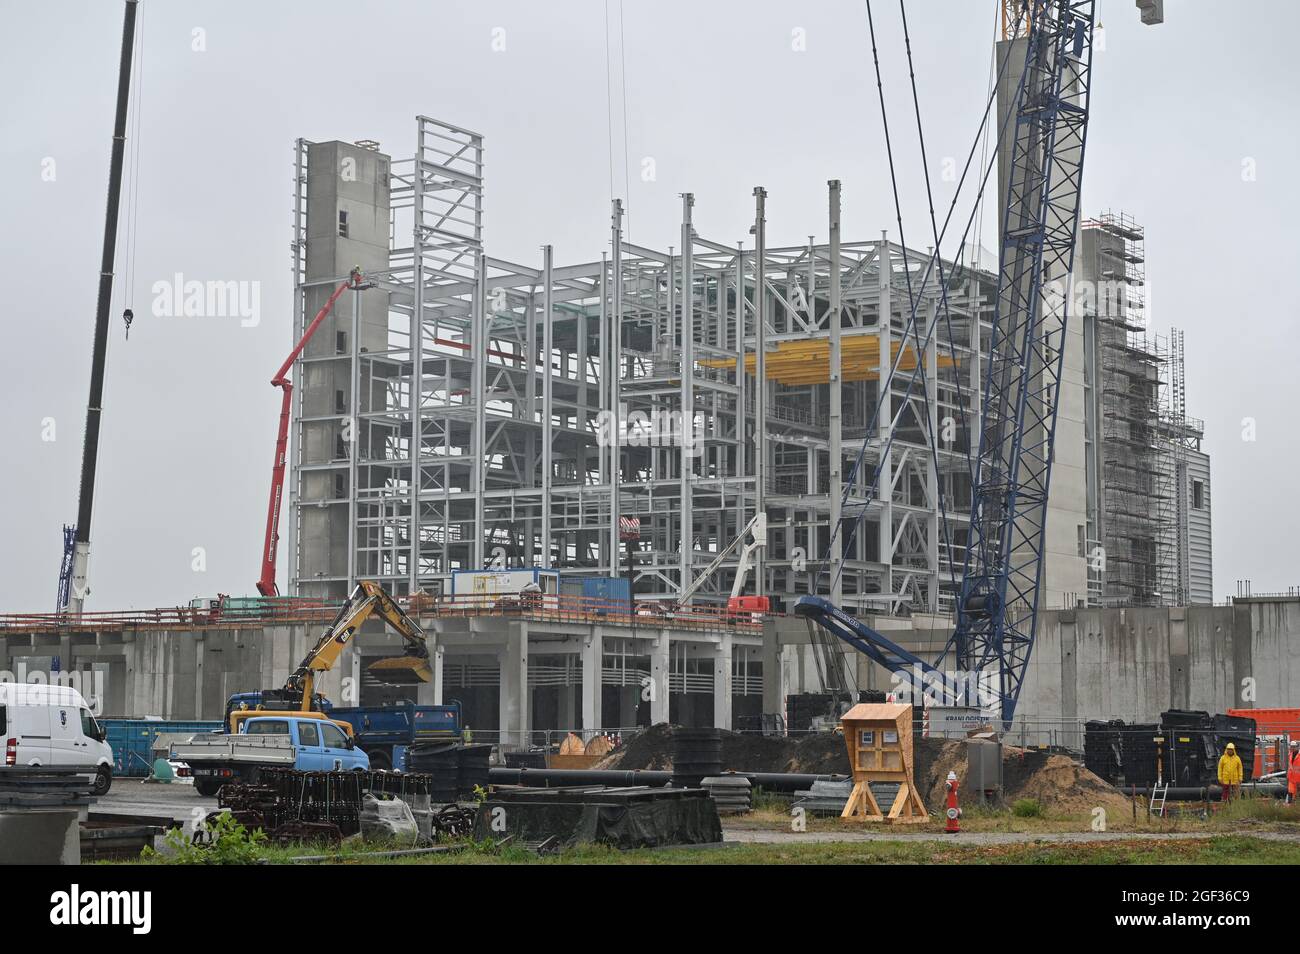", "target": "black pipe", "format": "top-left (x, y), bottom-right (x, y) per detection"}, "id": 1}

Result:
top-left (489, 768), bottom-right (671, 788)
top-left (487, 767), bottom-right (845, 793)
top-left (73, 1), bottom-right (138, 548)
top-left (1126, 782), bottom-right (1287, 801)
